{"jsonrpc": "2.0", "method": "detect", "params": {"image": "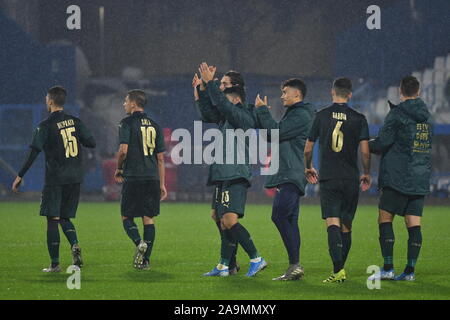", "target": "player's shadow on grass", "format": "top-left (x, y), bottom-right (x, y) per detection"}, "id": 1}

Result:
top-left (124, 270), bottom-right (174, 283)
